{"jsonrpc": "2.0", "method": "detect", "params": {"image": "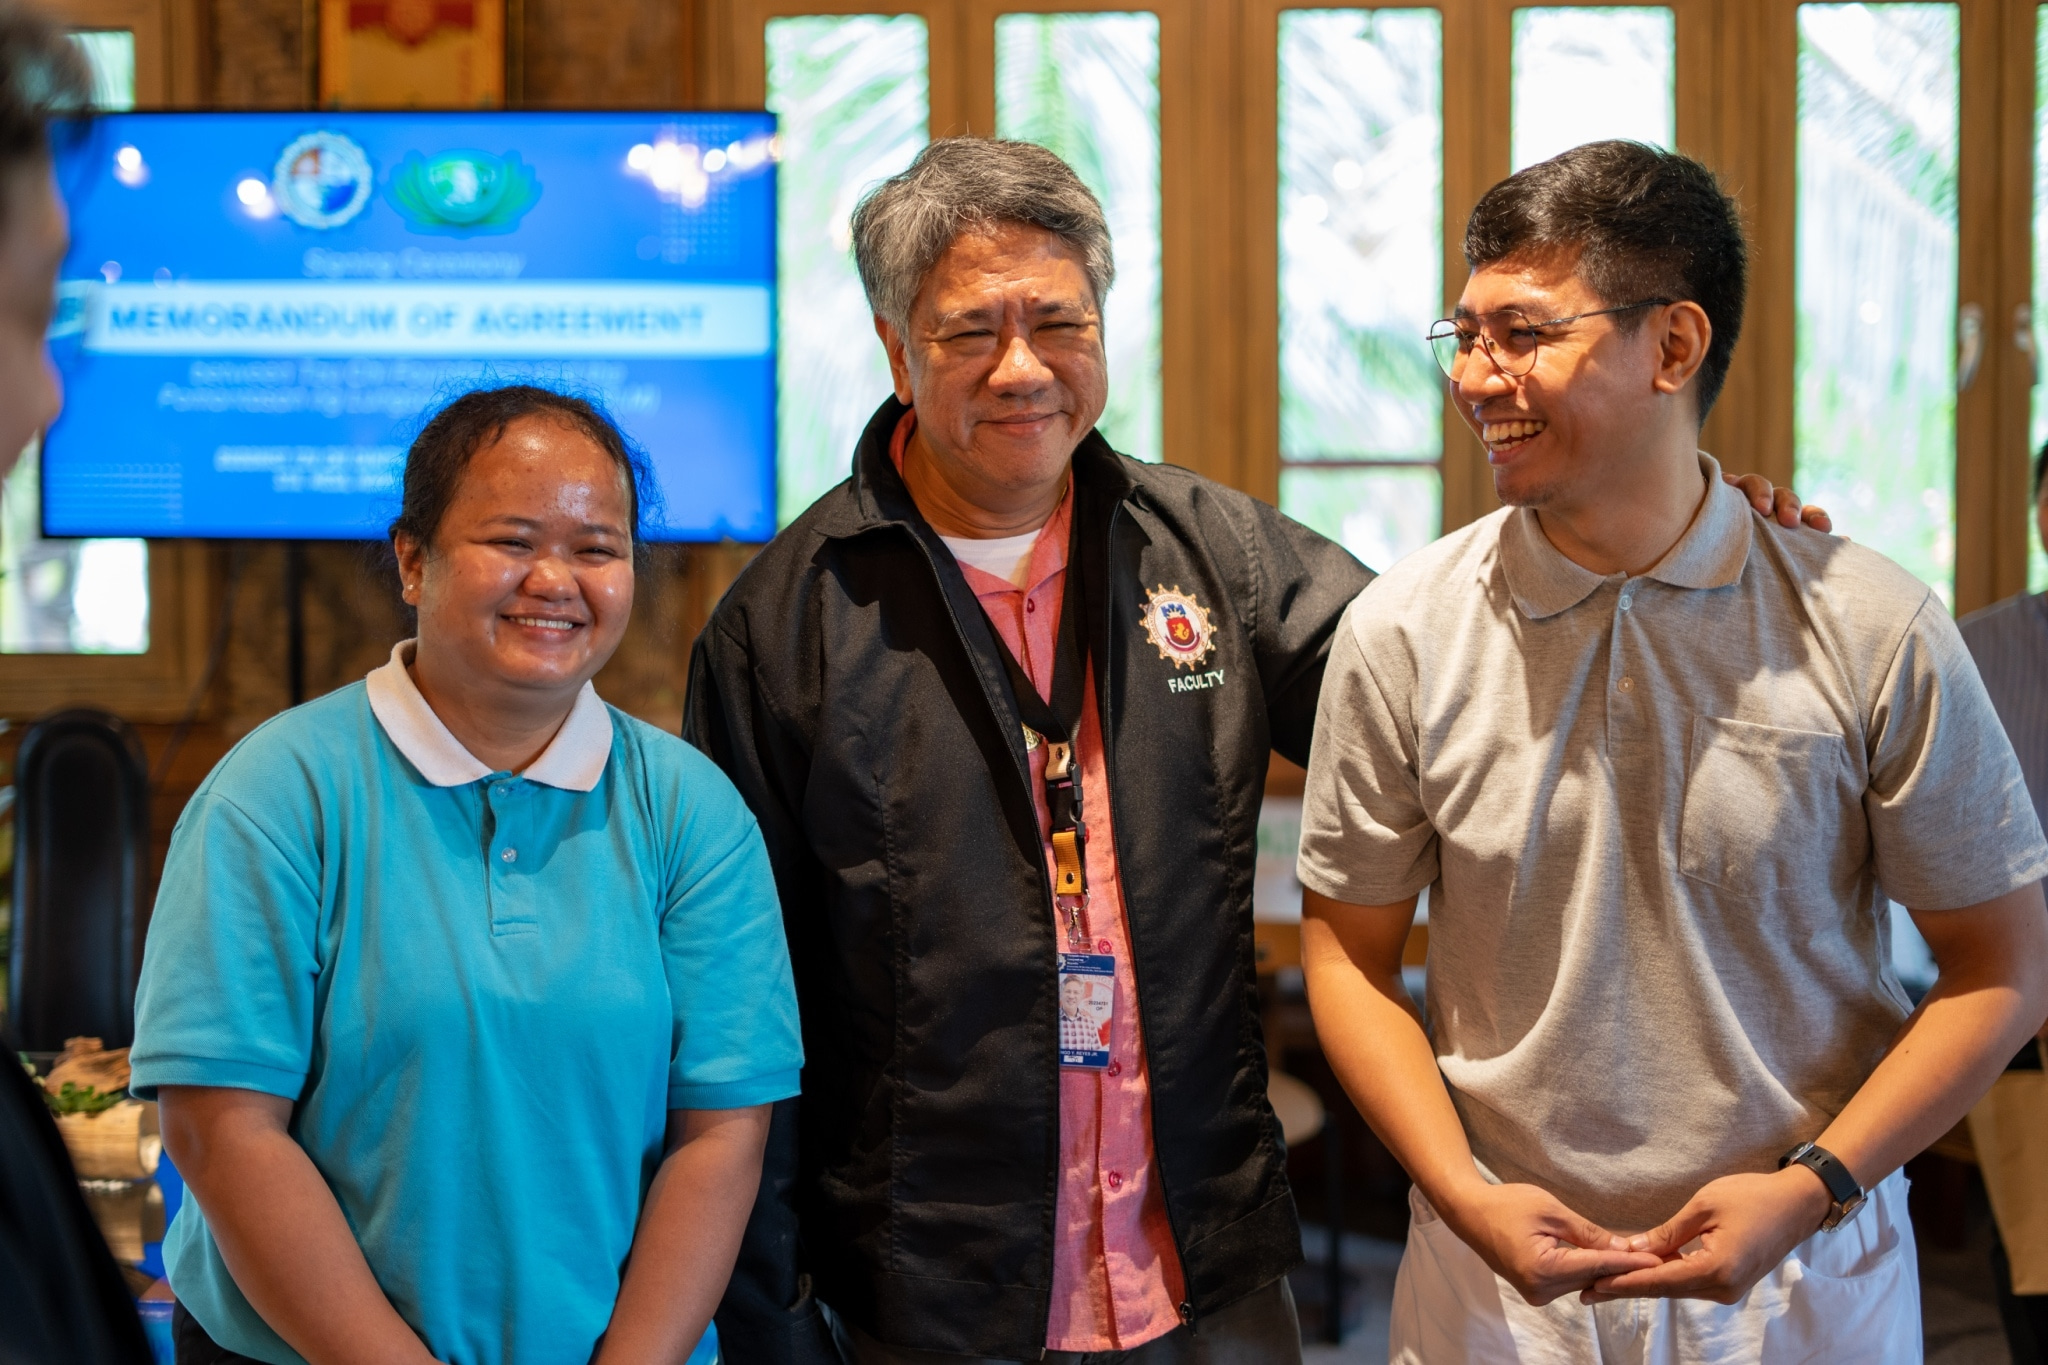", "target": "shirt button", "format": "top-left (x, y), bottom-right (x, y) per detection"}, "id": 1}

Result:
top-left (1106, 1170), bottom-right (1124, 1191)
top-left (1617, 676), bottom-right (1634, 693)
top-left (1619, 595), bottom-right (1633, 611)
top-left (1027, 600), bottom-right (1036, 613)
top-left (1097, 938), bottom-right (1112, 954)
top-left (1108, 1059), bottom-right (1122, 1077)
top-left (500, 847), bottom-right (518, 863)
